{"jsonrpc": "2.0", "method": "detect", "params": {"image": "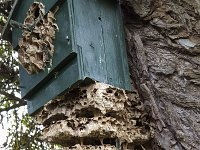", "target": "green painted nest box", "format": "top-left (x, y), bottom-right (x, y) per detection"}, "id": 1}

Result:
top-left (6, 0), bottom-right (132, 114)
